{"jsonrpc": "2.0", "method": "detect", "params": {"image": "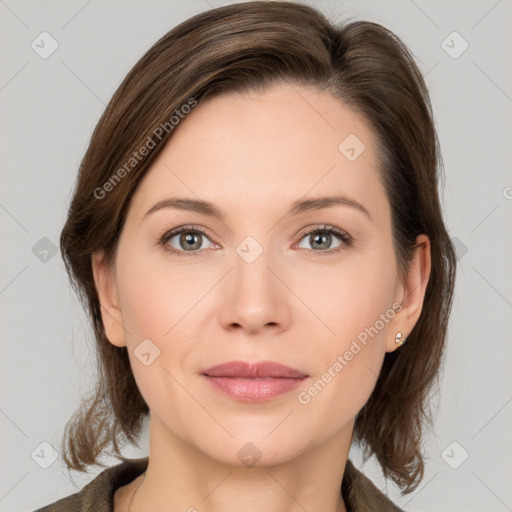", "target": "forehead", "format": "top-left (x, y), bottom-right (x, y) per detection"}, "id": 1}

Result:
top-left (129, 82), bottom-right (388, 224)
